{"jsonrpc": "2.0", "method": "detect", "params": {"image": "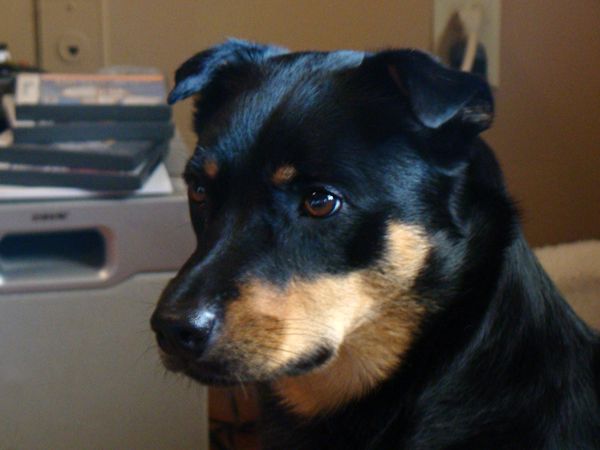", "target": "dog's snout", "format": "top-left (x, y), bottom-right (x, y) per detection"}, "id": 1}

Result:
top-left (151, 309), bottom-right (217, 358)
